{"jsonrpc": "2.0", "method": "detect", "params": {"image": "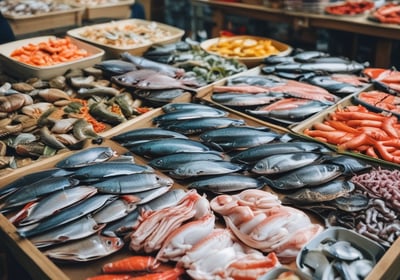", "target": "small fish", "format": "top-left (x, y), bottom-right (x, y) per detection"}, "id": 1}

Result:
top-left (43, 234), bottom-right (124, 262)
top-left (30, 216), bottom-right (105, 248)
top-left (161, 102), bottom-right (220, 113)
top-left (152, 108), bottom-right (228, 124)
top-left (283, 180), bottom-right (355, 204)
top-left (111, 127), bottom-right (188, 144)
top-left (169, 160), bottom-right (245, 179)
top-left (251, 152), bottom-right (324, 174)
top-left (128, 138), bottom-right (211, 158)
top-left (148, 151), bottom-right (224, 171)
top-left (159, 117), bottom-right (246, 135)
top-left (263, 164), bottom-right (343, 190)
top-left (188, 174), bottom-right (266, 193)
top-left (18, 194), bottom-right (116, 238)
top-left (211, 92), bottom-right (283, 107)
top-left (92, 195), bottom-right (140, 224)
top-left (56, 147), bottom-right (115, 169)
top-left (92, 173), bottom-right (174, 194)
